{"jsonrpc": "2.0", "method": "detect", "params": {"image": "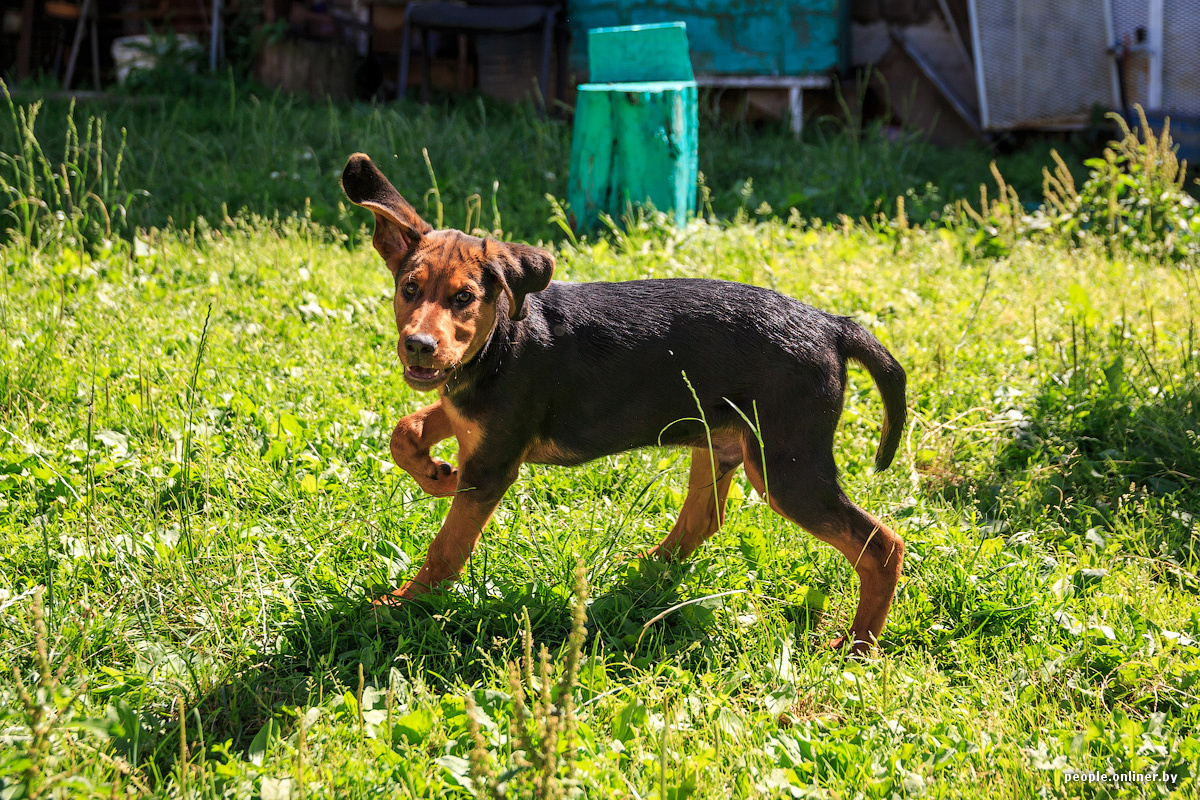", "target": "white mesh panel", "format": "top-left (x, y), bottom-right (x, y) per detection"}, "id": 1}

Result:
top-left (1111, 0), bottom-right (1147, 41)
top-left (970, 0), bottom-right (1118, 129)
top-left (1162, 0), bottom-right (1200, 114)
